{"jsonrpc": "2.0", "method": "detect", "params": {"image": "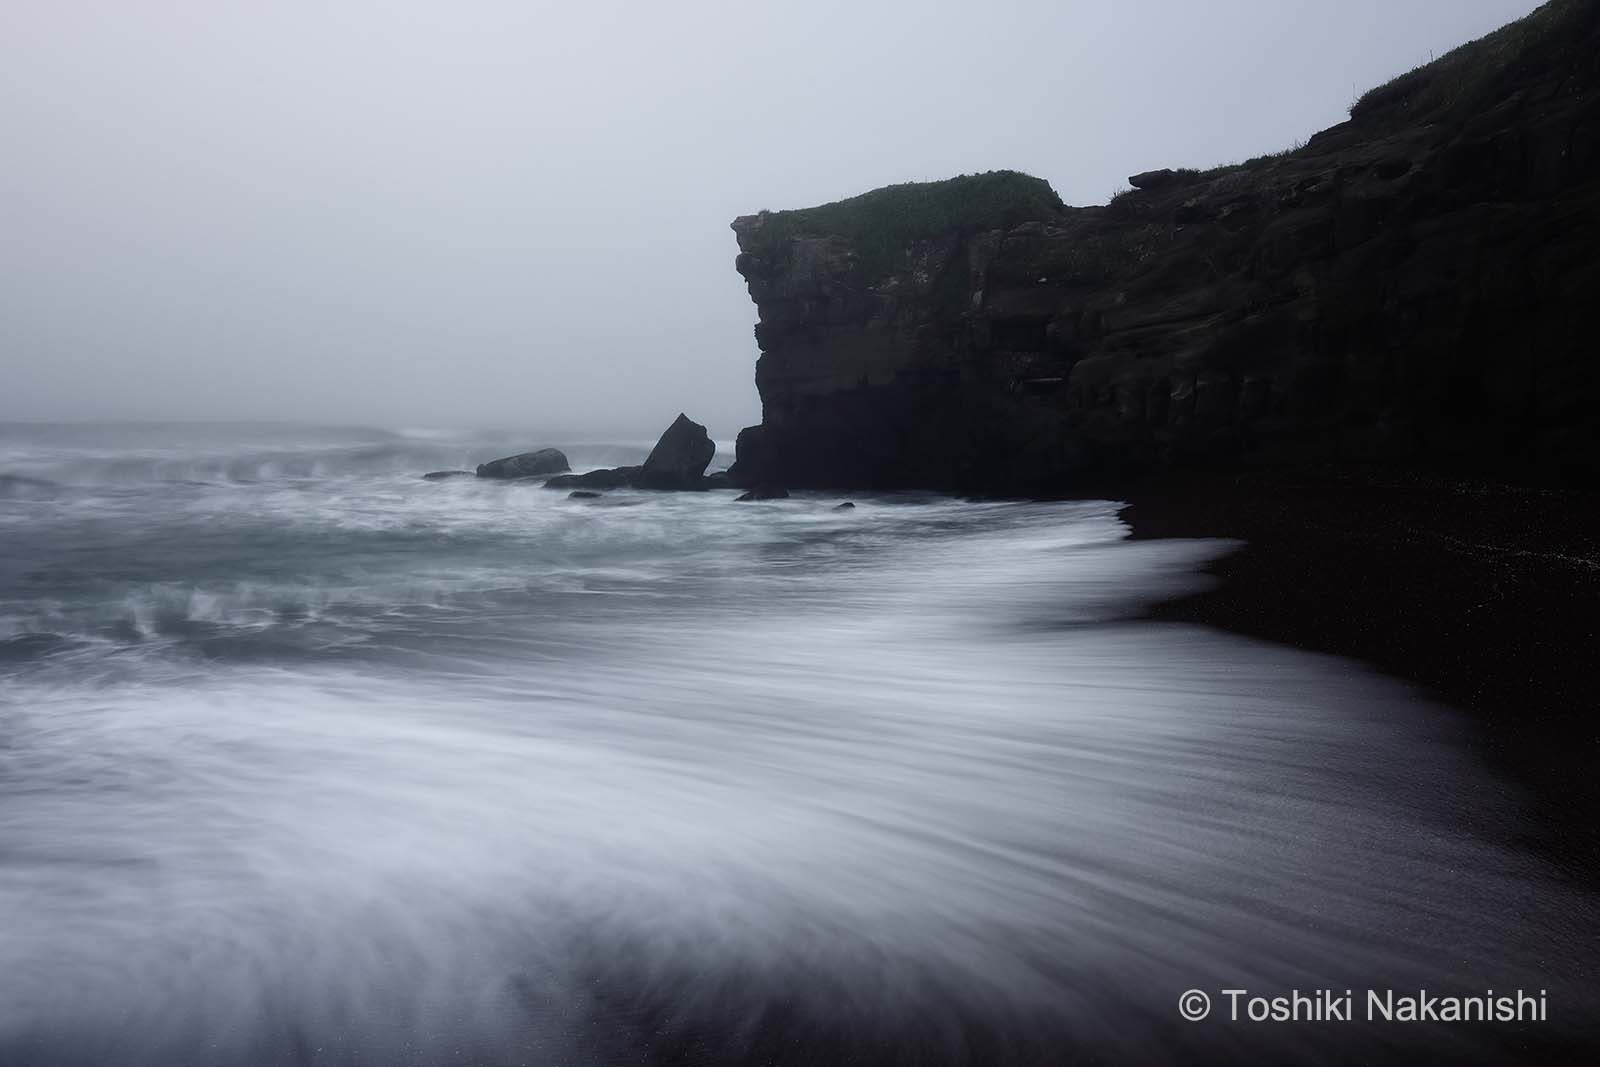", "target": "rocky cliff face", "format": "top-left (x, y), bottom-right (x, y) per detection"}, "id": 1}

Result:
top-left (730, 0), bottom-right (1600, 491)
